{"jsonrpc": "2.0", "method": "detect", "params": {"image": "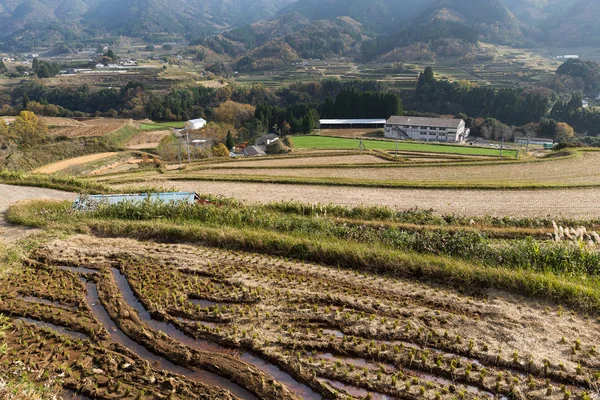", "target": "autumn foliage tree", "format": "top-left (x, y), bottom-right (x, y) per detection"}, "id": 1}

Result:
top-left (213, 101), bottom-right (255, 129)
top-left (555, 122), bottom-right (575, 140)
top-left (211, 143), bottom-right (230, 158)
top-left (11, 111), bottom-right (48, 146)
